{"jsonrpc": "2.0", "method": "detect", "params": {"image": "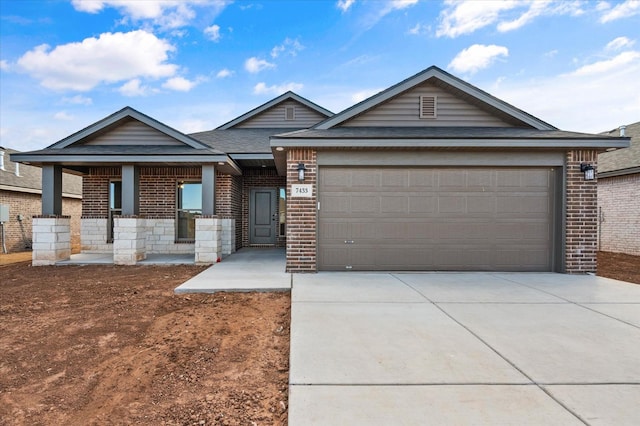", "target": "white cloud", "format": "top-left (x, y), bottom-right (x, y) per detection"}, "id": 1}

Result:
top-left (437, 0), bottom-right (518, 37)
top-left (71, 0), bottom-right (230, 30)
top-left (606, 36), bottom-right (635, 51)
top-left (437, 0), bottom-right (583, 38)
top-left (570, 50), bottom-right (640, 76)
top-left (162, 76), bottom-right (199, 92)
top-left (253, 82), bottom-right (303, 95)
top-left (204, 24), bottom-right (221, 41)
top-left (351, 88), bottom-right (383, 103)
top-left (118, 79), bottom-right (151, 97)
top-left (270, 38), bottom-right (304, 58)
top-left (600, 0), bottom-right (640, 23)
top-left (17, 30), bottom-right (177, 91)
top-left (244, 57), bottom-right (275, 74)
top-left (53, 111), bottom-right (74, 121)
top-left (359, 0), bottom-right (419, 30)
top-left (491, 52), bottom-right (640, 132)
top-left (448, 44), bottom-right (509, 74)
top-left (216, 68), bottom-right (233, 78)
top-left (544, 49), bottom-right (559, 58)
top-left (0, 60), bottom-right (9, 71)
top-left (61, 95), bottom-right (93, 105)
top-left (337, 0), bottom-right (356, 12)
top-left (407, 23), bottom-right (430, 35)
